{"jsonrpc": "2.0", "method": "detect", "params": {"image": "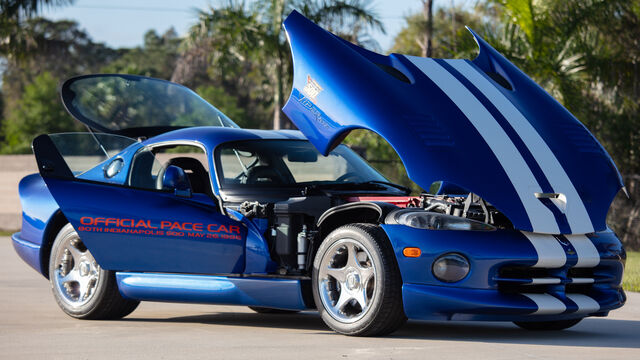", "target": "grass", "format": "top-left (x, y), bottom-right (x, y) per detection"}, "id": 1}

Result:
top-left (624, 251), bottom-right (640, 292)
top-left (0, 230), bottom-right (17, 237)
